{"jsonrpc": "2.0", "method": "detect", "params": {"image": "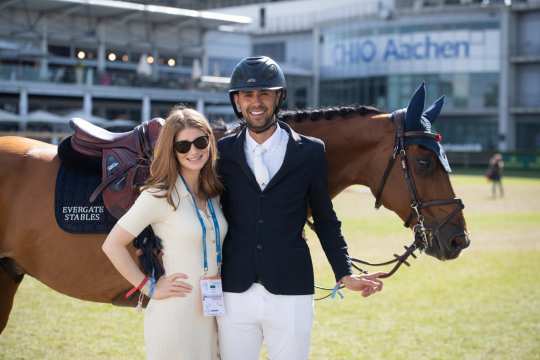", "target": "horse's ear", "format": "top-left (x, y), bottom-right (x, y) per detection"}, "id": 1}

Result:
top-left (423, 96), bottom-right (445, 124)
top-left (405, 83), bottom-right (426, 129)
